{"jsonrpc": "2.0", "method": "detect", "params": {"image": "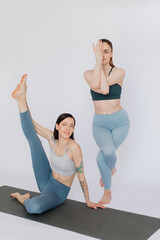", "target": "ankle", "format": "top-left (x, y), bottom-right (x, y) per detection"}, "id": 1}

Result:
top-left (104, 189), bottom-right (111, 195)
top-left (17, 100), bottom-right (28, 113)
